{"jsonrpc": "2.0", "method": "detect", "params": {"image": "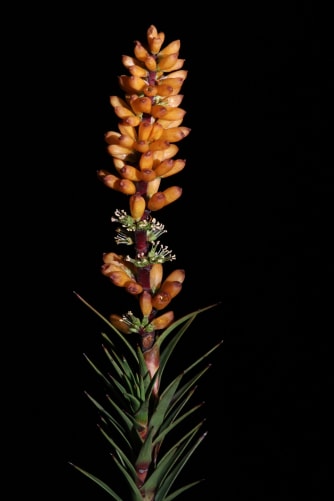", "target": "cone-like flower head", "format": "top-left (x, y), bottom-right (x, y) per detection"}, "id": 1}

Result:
top-left (99, 24), bottom-right (189, 216)
top-left (100, 25), bottom-right (190, 391)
